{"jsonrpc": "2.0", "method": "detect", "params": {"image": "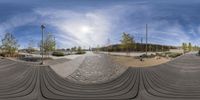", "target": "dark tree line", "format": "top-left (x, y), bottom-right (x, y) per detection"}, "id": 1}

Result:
top-left (97, 32), bottom-right (177, 52)
top-left (99, 43), bottom-right (176, 52)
